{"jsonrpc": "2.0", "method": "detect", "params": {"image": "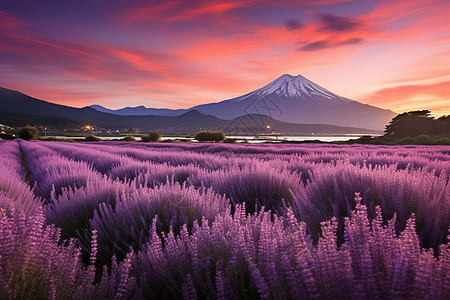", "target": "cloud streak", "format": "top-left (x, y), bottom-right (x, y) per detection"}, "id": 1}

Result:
top-left (298, 38), bottom-right (363, 51)
top-left (362, 80), bottom-right (450, 117)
